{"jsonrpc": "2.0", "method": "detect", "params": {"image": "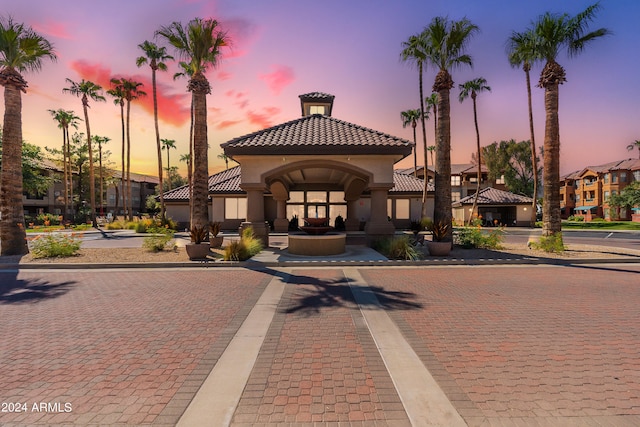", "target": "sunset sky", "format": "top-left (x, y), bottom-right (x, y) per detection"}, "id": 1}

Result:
top-left (3, 0), bottom-right (638, 177)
